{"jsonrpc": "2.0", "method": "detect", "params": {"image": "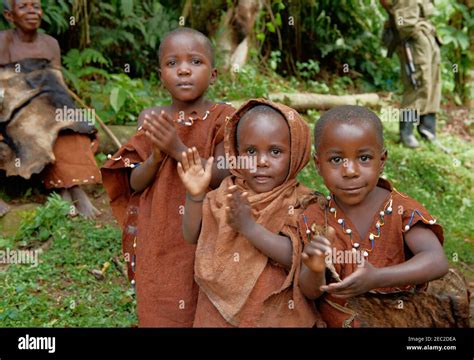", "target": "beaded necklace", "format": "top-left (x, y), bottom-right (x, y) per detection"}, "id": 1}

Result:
top-left (174, 103), bottom-right (217, 126)
top-left (301, 183), bottom-right (438, 290)
top-left (327, 194), bottom-right (393, 258)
